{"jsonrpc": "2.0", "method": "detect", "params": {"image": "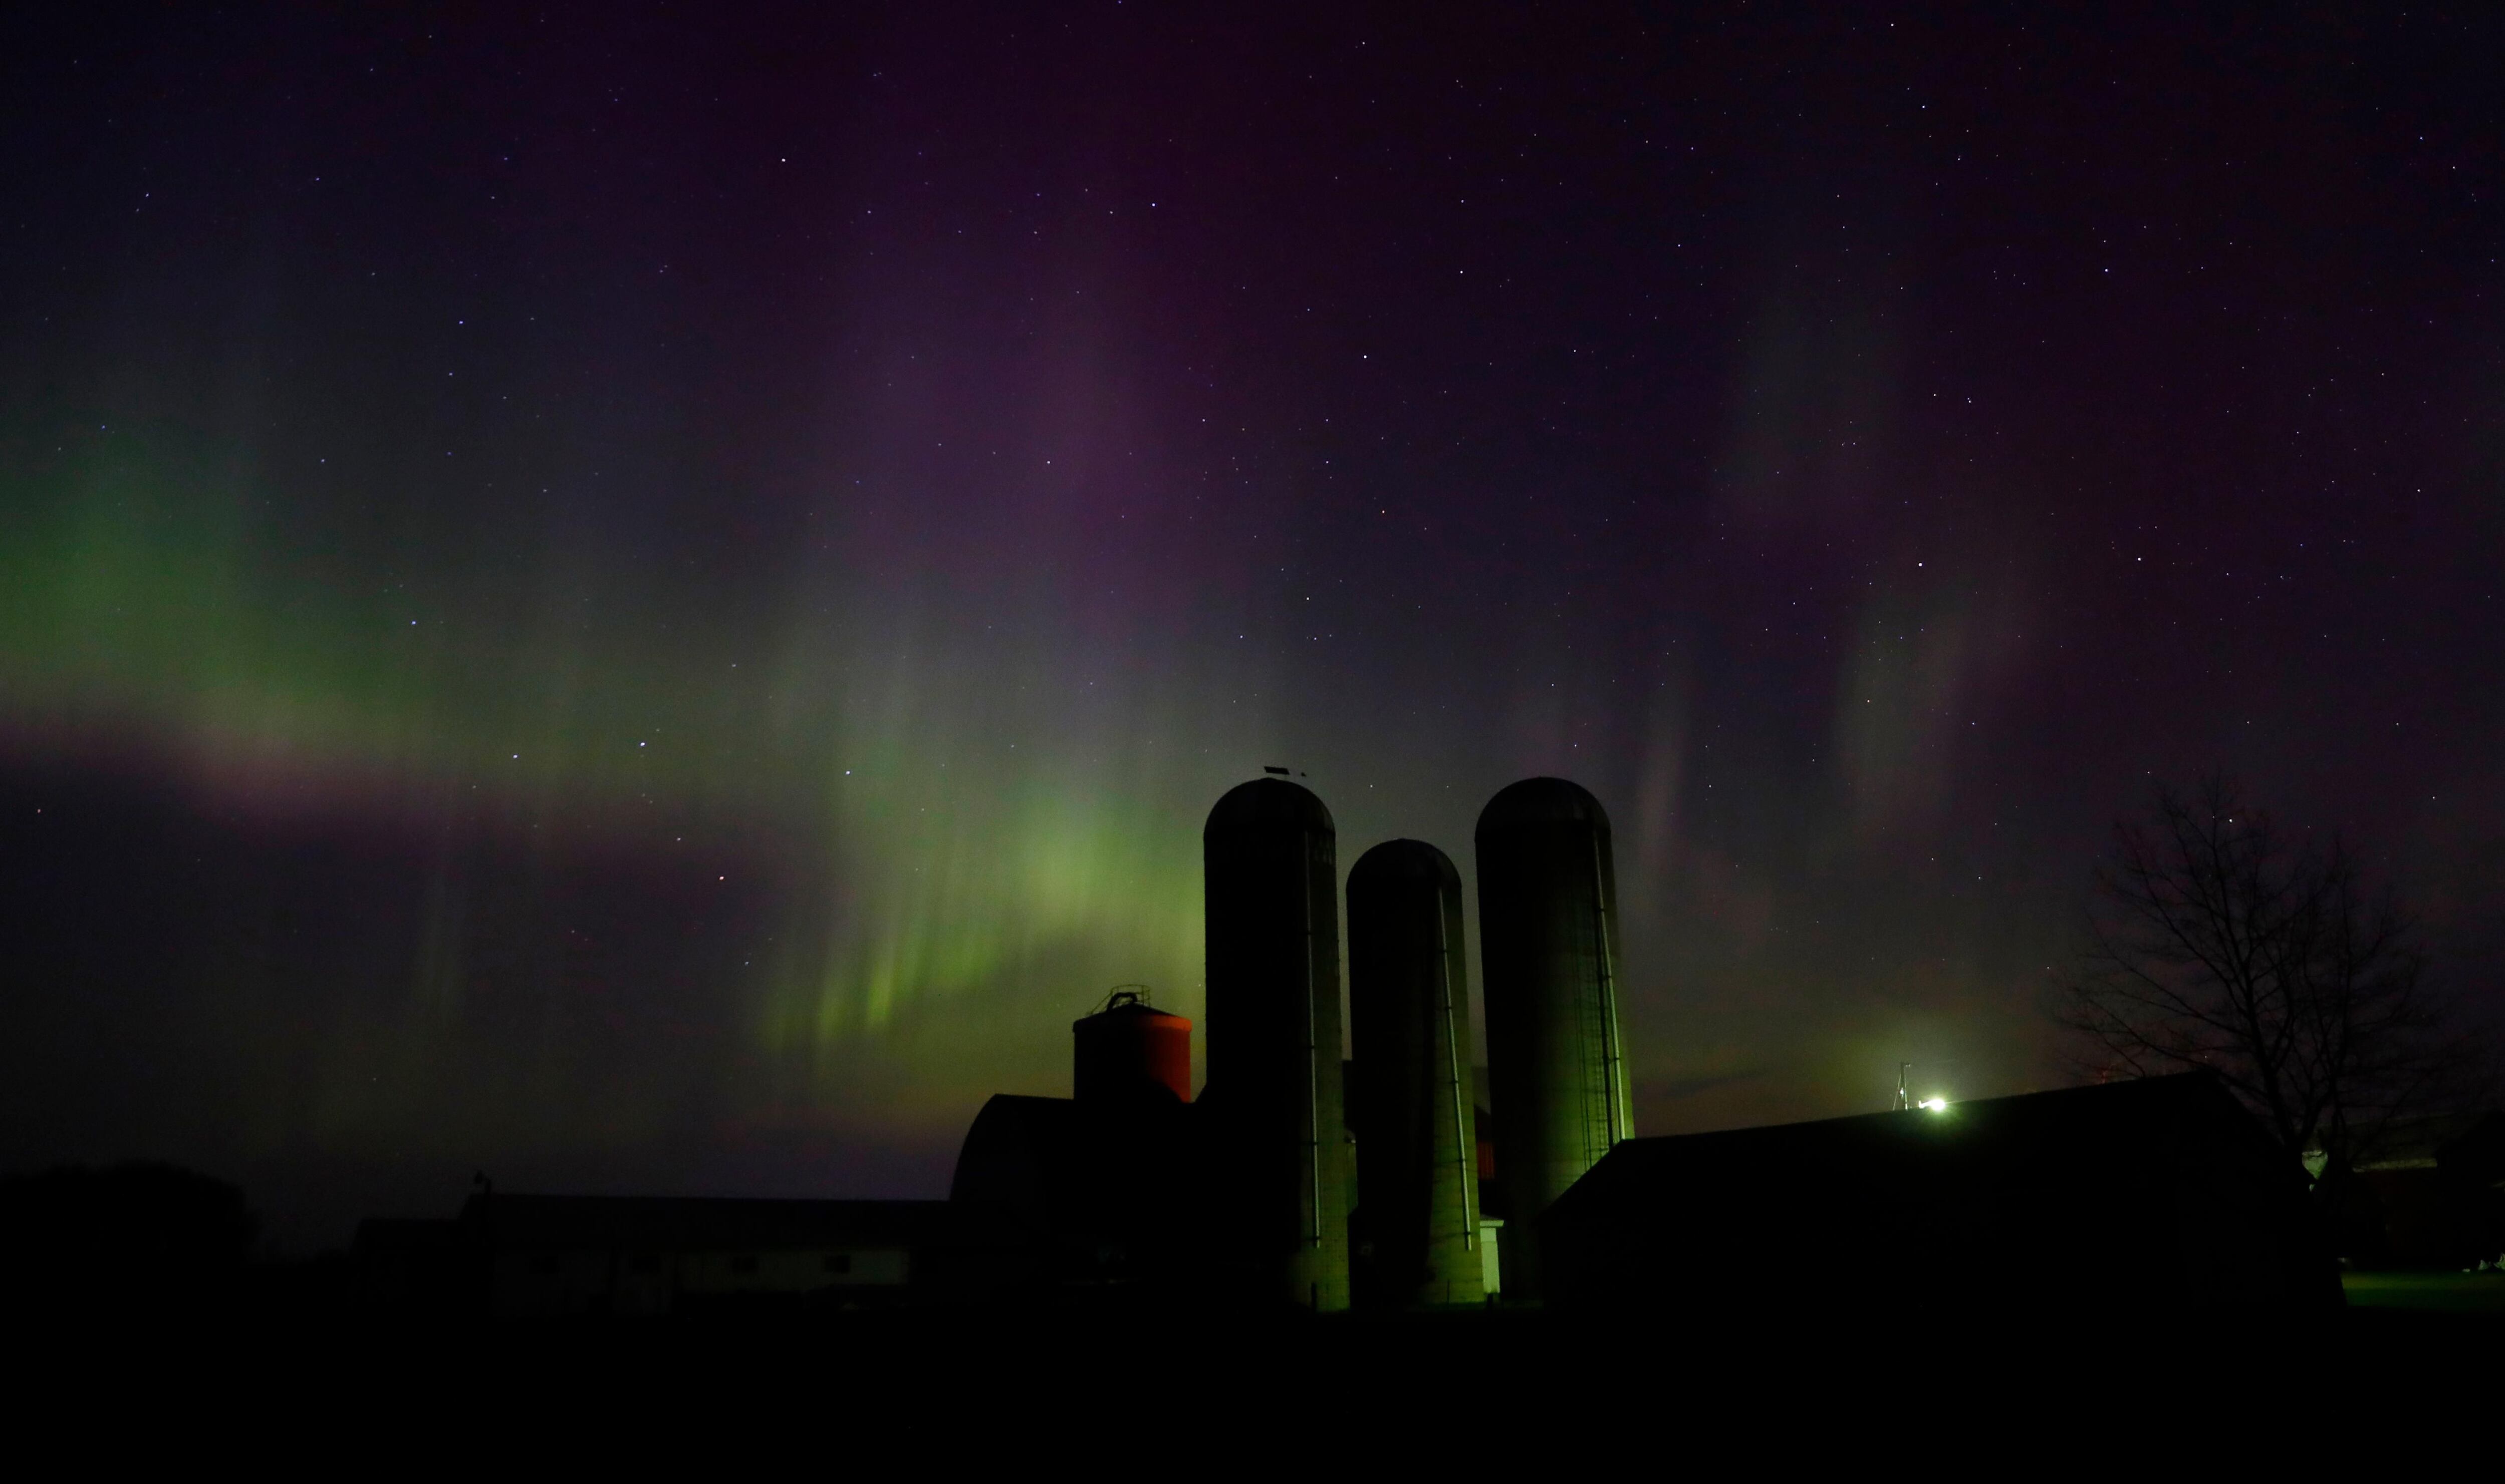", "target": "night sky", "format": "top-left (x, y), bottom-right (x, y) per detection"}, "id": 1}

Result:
top-left (5, 4), bottom-right (2499, 1248)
